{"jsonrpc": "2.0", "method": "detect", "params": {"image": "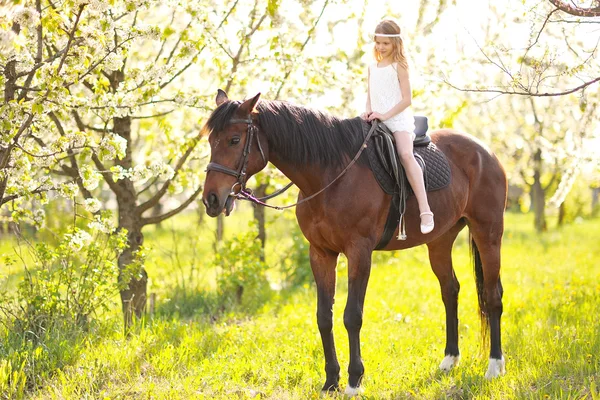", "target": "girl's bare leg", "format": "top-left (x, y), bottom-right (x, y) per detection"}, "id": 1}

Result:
top-left (393, 131), bottom-right (433, 228)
